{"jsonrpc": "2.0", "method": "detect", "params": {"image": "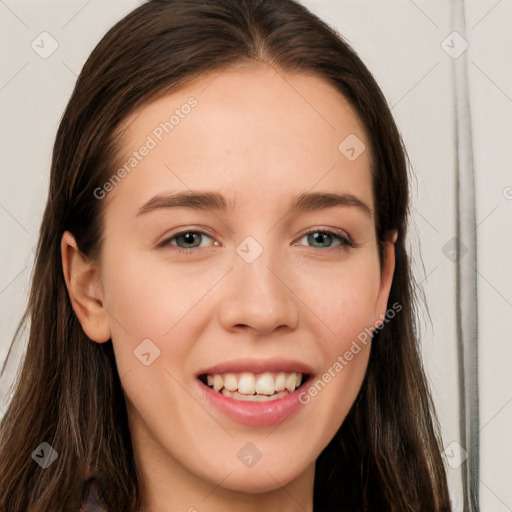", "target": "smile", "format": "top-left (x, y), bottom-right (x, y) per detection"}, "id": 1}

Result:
top-left (196, 359), bottom-right (314, 427)
top-left (199, 371), bottom-right (305, 402)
